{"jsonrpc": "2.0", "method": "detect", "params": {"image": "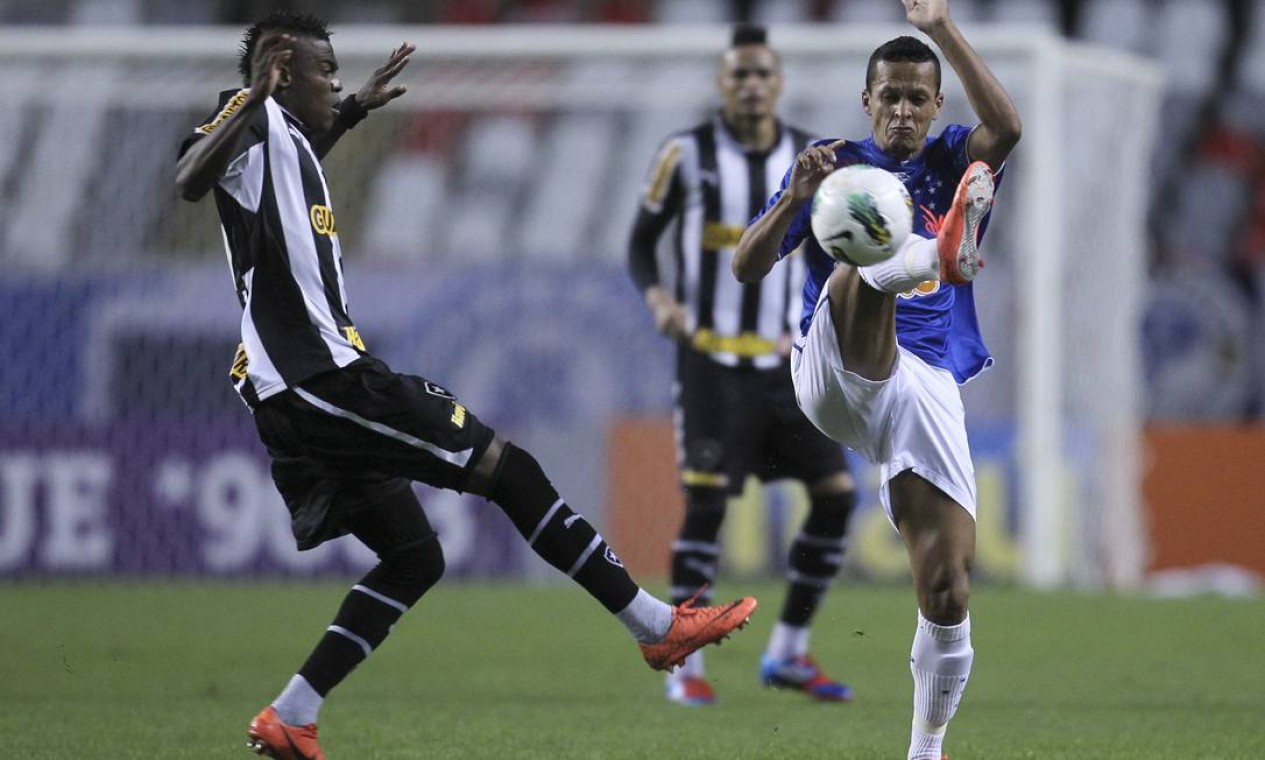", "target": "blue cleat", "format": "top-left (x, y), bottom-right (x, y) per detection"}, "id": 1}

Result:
top-left (759, 654), bottom-right (854, 703)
